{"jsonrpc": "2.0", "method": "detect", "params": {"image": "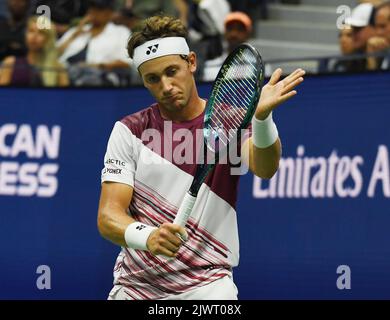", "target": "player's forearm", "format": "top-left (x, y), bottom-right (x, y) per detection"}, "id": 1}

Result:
top-left (245, 111), bottom-right (281, 178)
top-left (249, 137), bottom-right (281, 179)
top-left (97, 206), bottom-right (135, 247)
top-left (97, 206), bottom-right (185, 257)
